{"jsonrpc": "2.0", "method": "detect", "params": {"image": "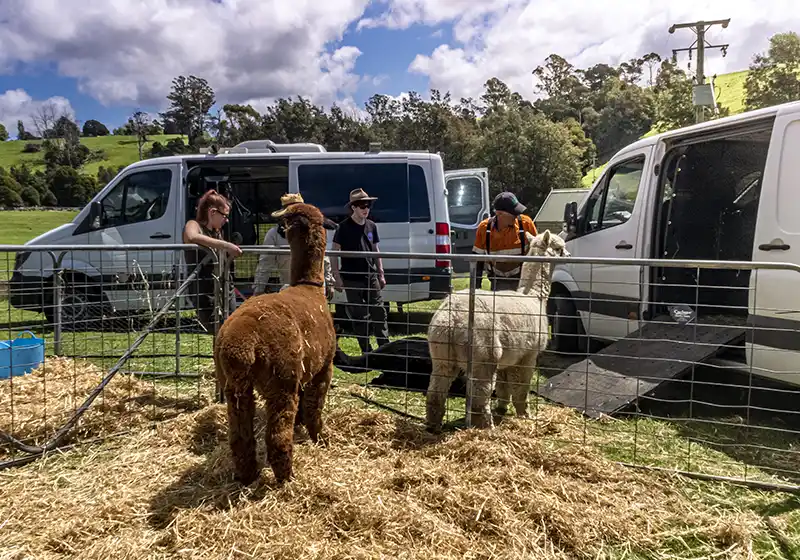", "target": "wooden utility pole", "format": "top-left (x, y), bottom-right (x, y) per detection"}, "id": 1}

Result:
top-left (669, 18), bottom-right (731, 123)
